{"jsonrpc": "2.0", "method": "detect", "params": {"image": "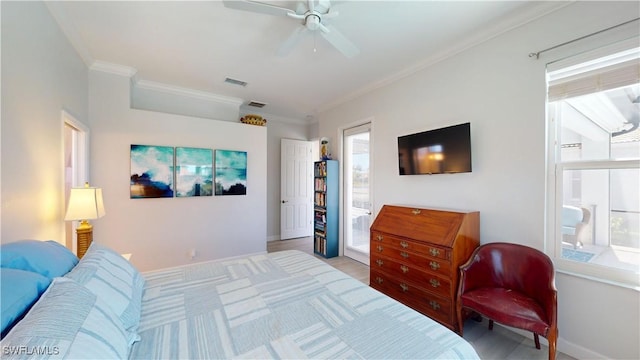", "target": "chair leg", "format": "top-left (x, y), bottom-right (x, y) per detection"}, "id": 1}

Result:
top-left (534, 333), bottom-right (541, 349)
top-left (488, 319), bottom-right (494, 331)
top-left (548, 328), bottom-right (558, 360)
